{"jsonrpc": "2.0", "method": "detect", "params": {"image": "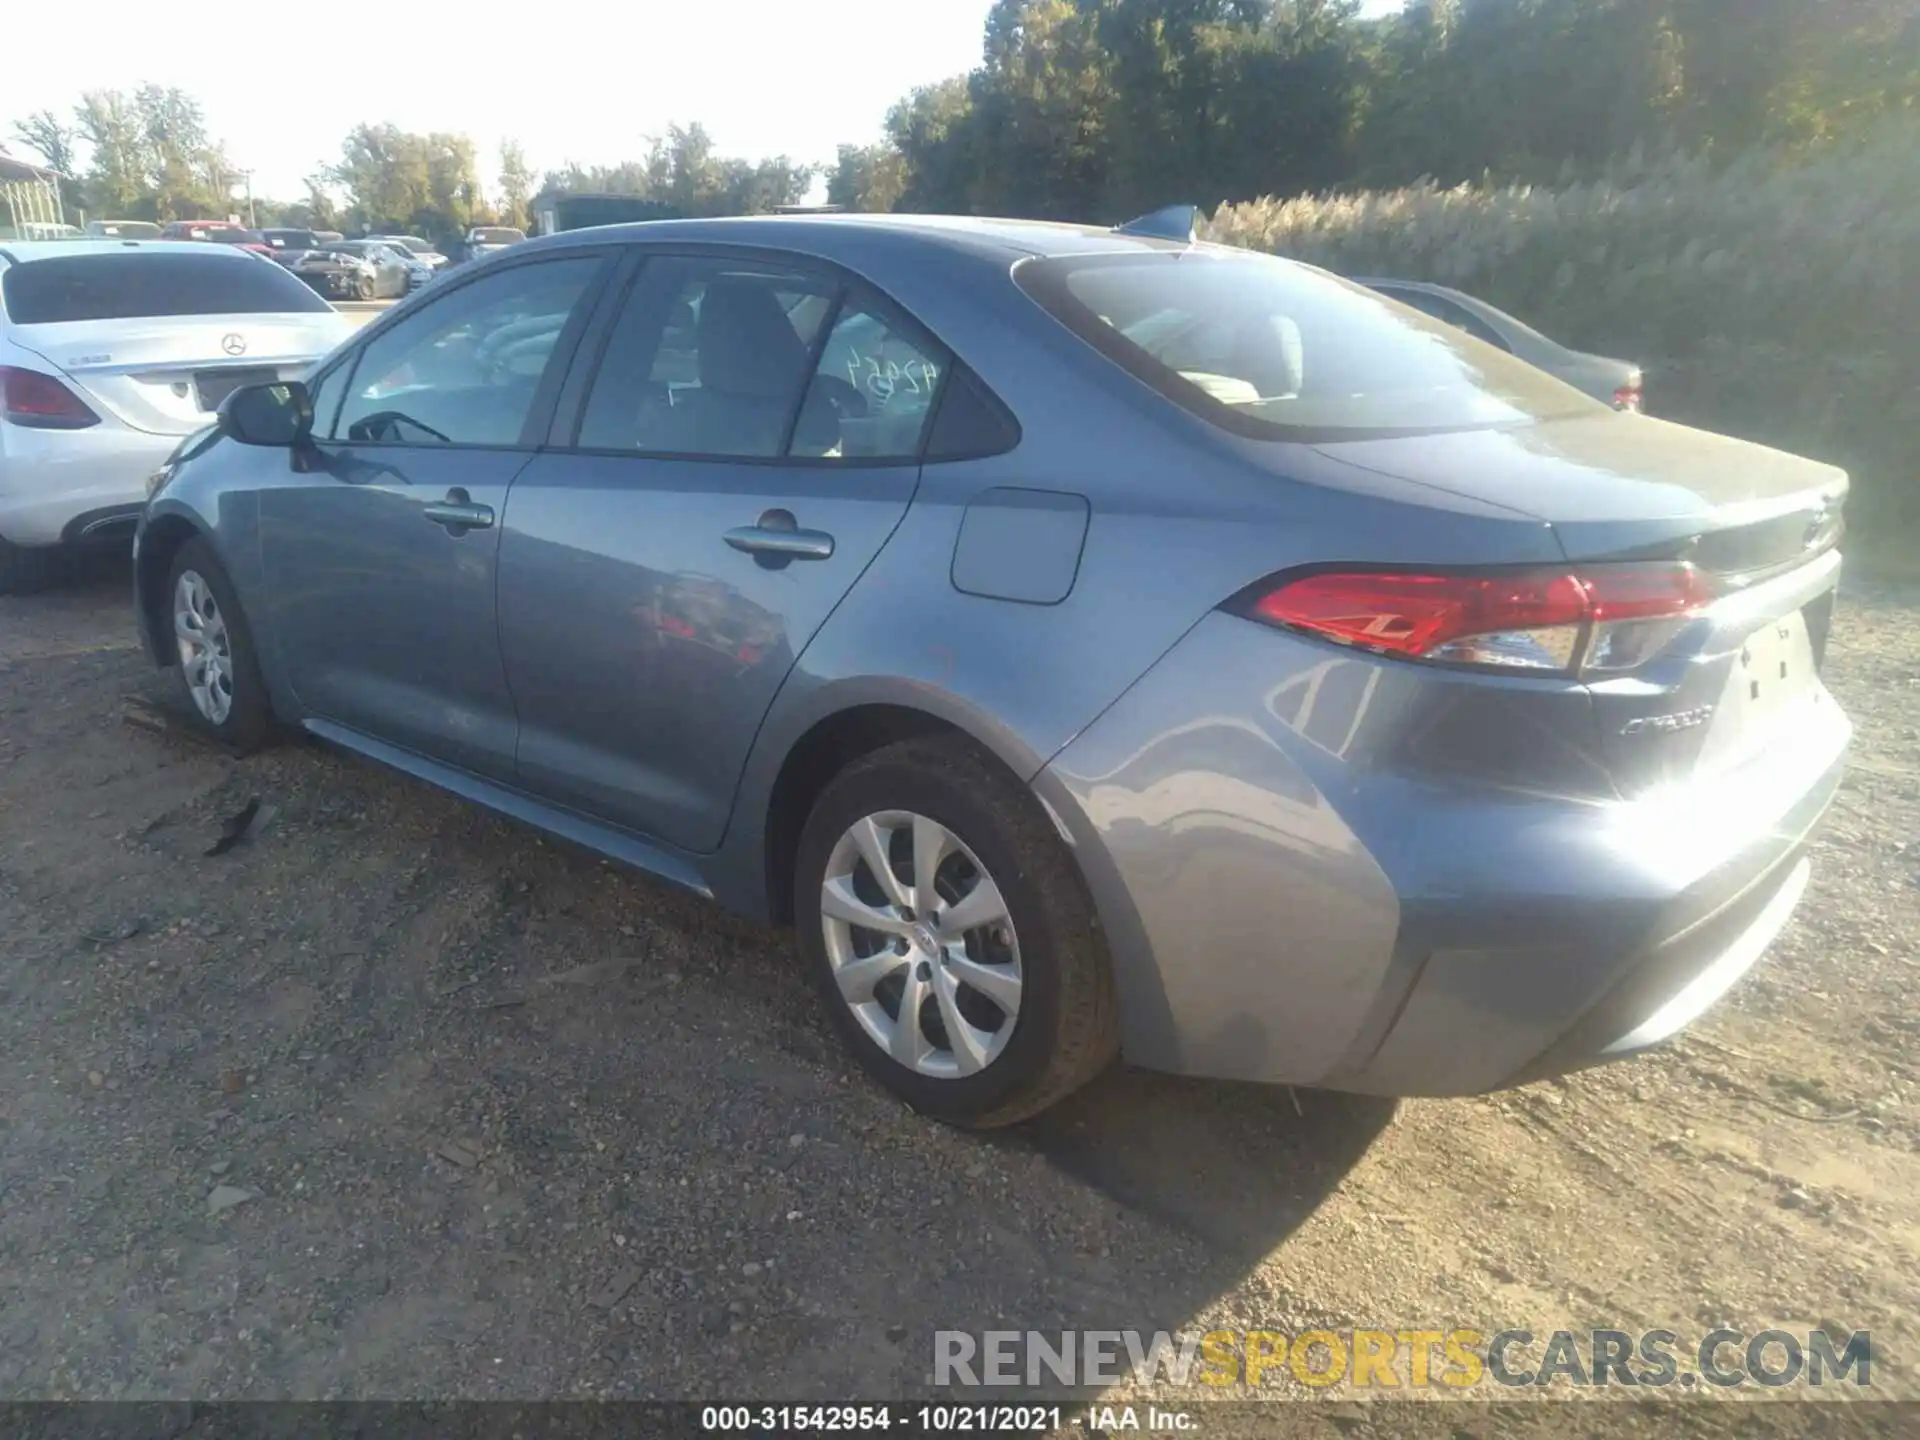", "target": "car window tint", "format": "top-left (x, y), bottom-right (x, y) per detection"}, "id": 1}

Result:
top-left (577, 258), bottom-right (835, 458)
top-left (1018, 252), bottom-right (1598, 440)
top-left (307, 357), bottom-right (354, 439)
top-left (1381, 287), bottom-right (1511, 351)
top-left (331, 257), bottom-right (598, 447)
top-left (924, 364), bottom-right (1021, 461)
top-left (791, 297), bottom-right (944, 460)
top-left (1, 252), bottom-right (332, 323)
